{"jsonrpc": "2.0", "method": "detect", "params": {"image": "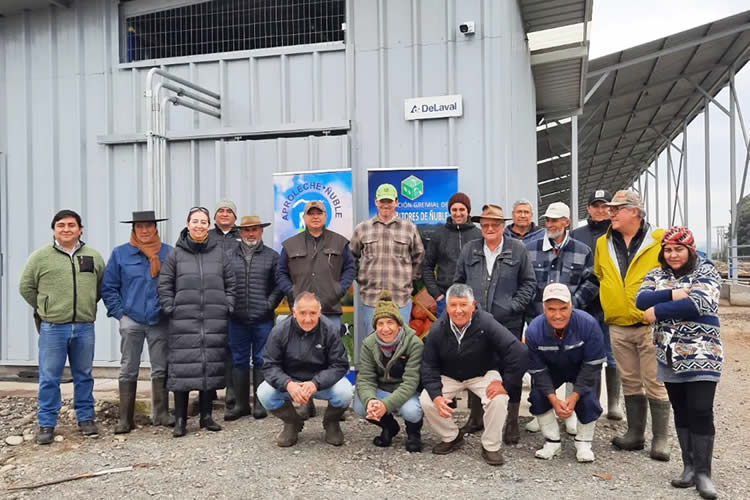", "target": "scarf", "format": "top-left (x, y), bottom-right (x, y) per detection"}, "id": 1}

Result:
top-left (130, 230), bottom-right (163, 278)
top-left (375, 328), bottom-right (404, 358)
